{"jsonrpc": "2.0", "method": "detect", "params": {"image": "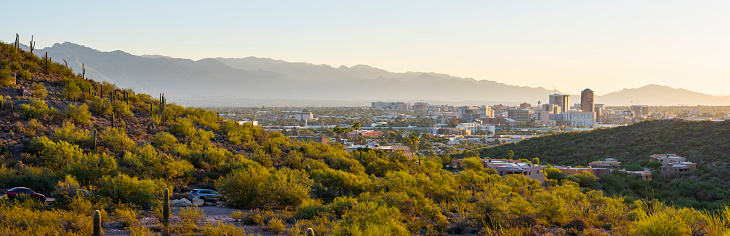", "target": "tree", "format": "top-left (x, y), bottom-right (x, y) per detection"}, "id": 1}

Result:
top-left (532, 157), bottom-right (540, 165)
top-left (352, 122), bottom-right (362, 144)
top-left (507, 150), bottom-right (515, 160)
